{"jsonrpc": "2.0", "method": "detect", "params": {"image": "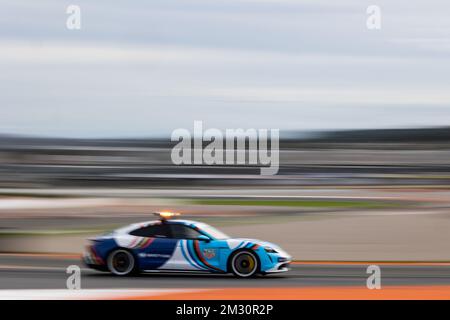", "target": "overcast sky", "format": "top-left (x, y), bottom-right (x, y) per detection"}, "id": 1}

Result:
top-left (1, 0), bottom-right (450, 137)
